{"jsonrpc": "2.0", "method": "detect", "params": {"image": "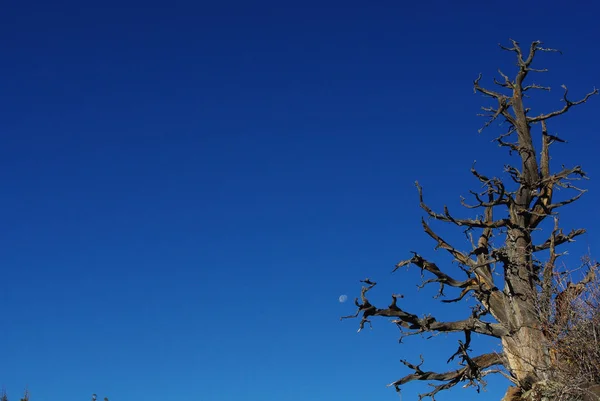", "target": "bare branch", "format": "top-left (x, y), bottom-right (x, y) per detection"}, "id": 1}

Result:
top-left (498, 137), bottom-right (521, 154)
top-left (474, 73), bottom-right (505, 99)
top-left (474, 75), bottom-right (516, 133)
top-left (499, 39), bottom-right (560, 78)
top-left (523, 83), bottom-right (551, 92)
top-left (540, 218), bottom-right (560, 324)
top-left (388, 352), bottom-right (505, 400)
top-left (540, 120), bottom-right (551, 179)
top-left (340, 278), bottom-right (378, 331)
top-left (417, 182), bottom-right (510, 229)
top-left (504, 165), bottom-right (524, 185)
top-left (545, 190), bottom-right (586, 210)
top-left (522, 40), bottom-right (561, 65)
top-left (395, 252), bottom-right (472, 299)
top-left (541, 165), bottom-right (587, 185)
top-left (554, 262), bottom-right (598, 328)
top-left (391, 314), bottom-right (508, 338)
top-left (461, 164), bottom-right (512, 210)
top-left (496, 69), bottom-right (514, 89)
top-left (472, 192), bottom-right (497, 287)
top-left (529, 150), bottom-right (588, 227)
top-left (528, 86), bottom-right (598, 123)
top-left (421, 218), bottom-right (475, 268)
top-left (533, 228), bottom-right (586, 252)
top-left (342, 277), bottom-right (507, 338)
